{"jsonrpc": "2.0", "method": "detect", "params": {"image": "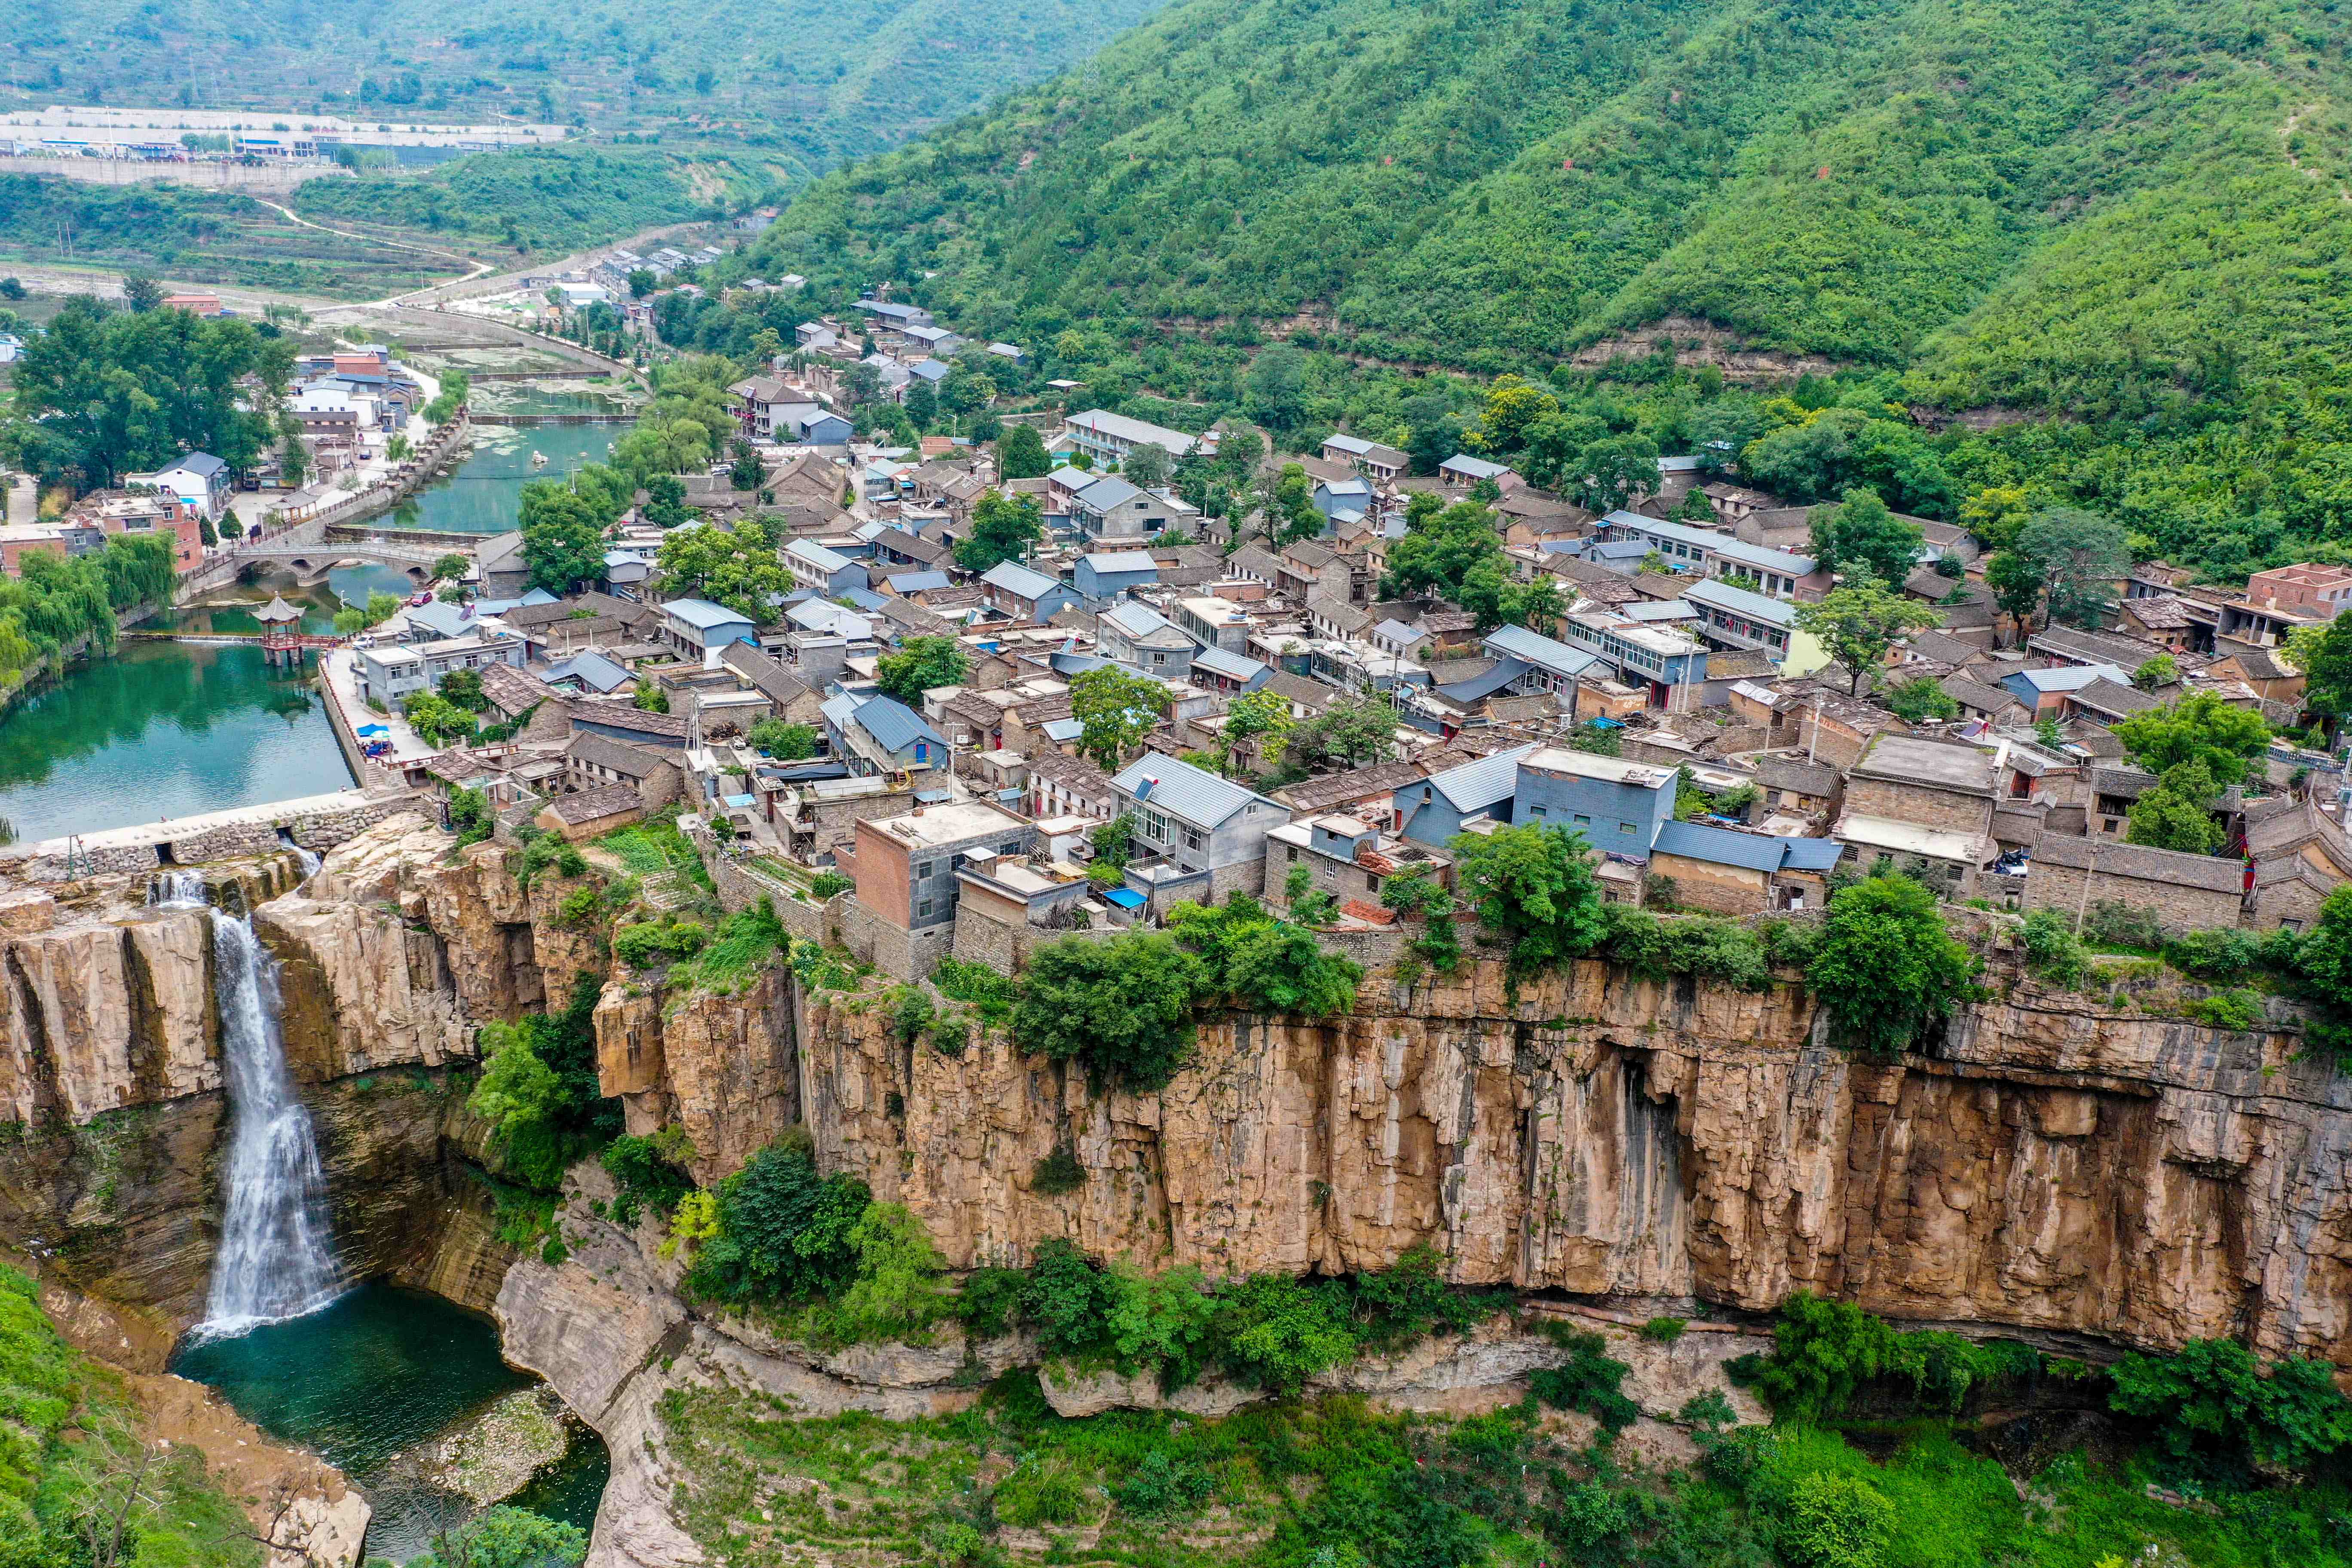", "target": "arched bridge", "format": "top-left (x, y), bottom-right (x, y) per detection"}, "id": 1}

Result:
top-left (222, 539), bottom-right (455, 579)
